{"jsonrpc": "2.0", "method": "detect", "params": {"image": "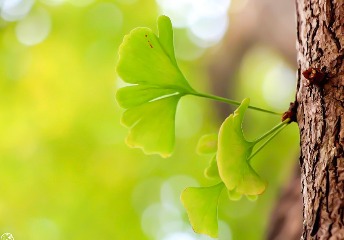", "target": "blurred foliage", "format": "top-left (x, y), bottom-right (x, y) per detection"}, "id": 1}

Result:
top-left (0, 1), bottom-right (299, 239)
